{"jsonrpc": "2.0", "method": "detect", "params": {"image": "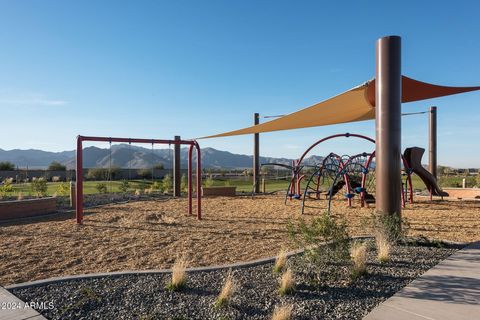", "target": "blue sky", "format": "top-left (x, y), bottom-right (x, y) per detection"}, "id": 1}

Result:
top-left (0, 1), bottom-right (479, 167)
